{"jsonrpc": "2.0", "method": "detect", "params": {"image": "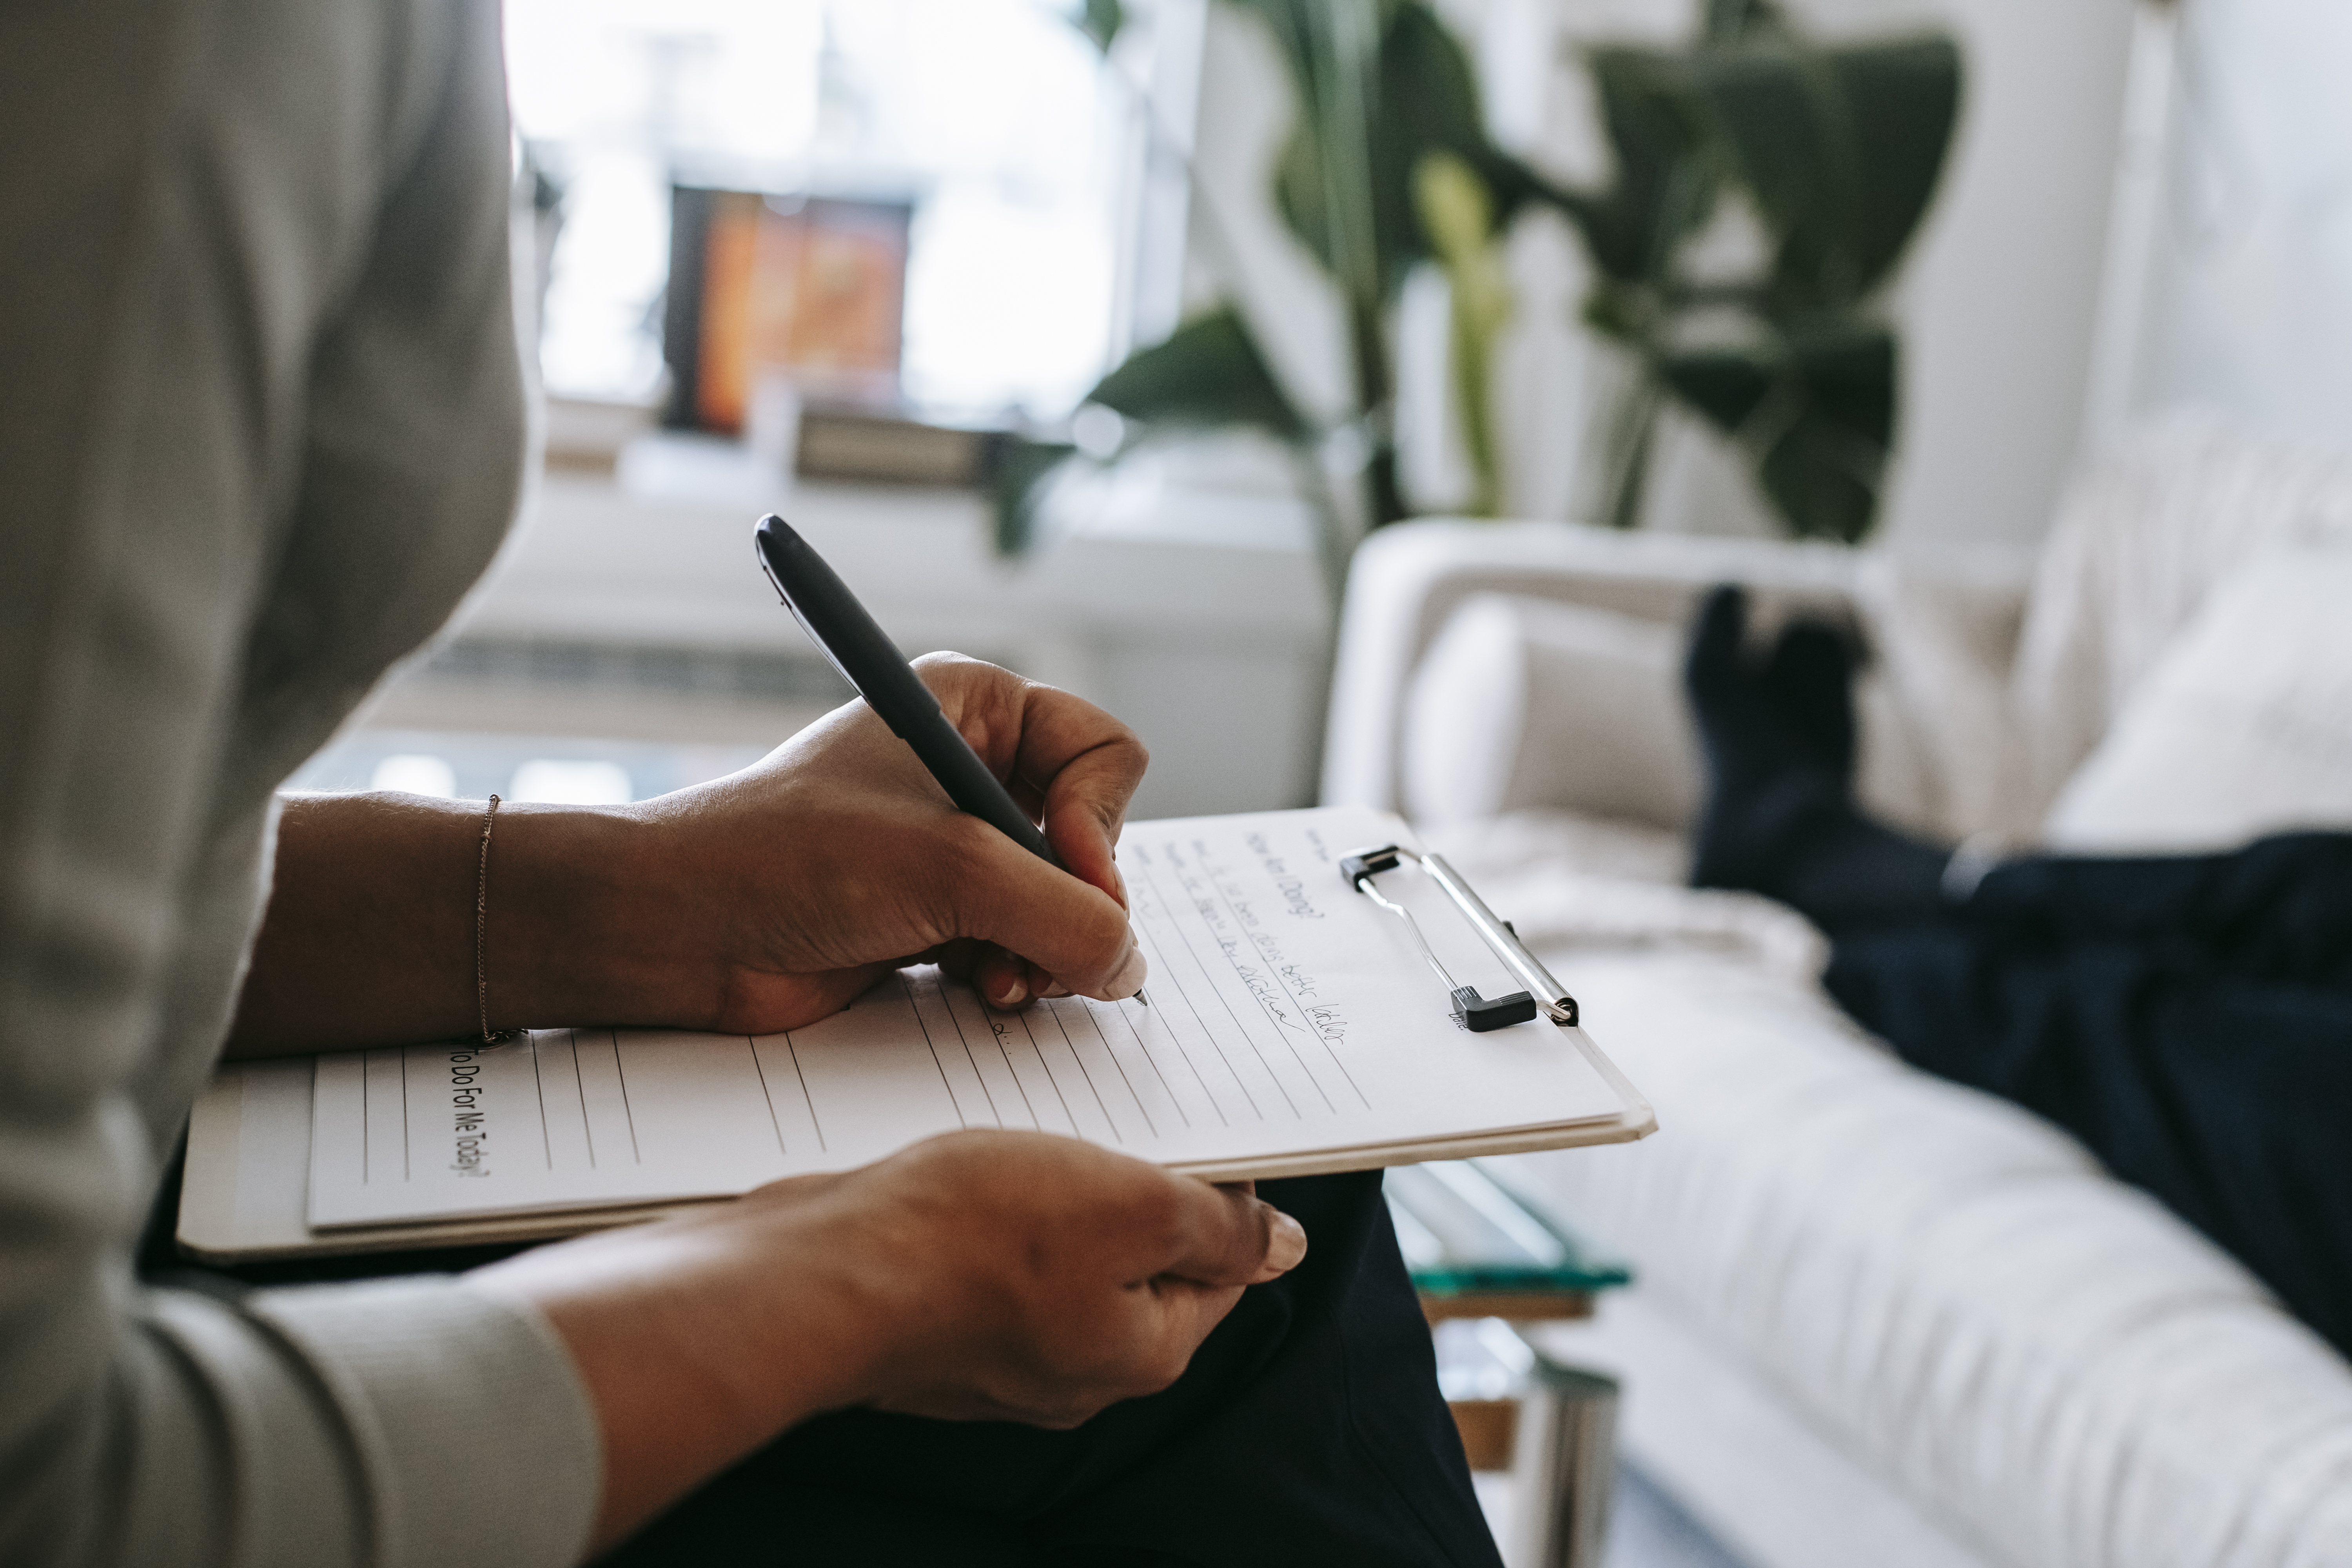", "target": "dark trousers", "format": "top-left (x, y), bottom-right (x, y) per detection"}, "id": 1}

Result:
top-left (1818, 832), bottom-right (2352, 1357)
top-left (144, 1167), bottom-right (1501, 1567)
